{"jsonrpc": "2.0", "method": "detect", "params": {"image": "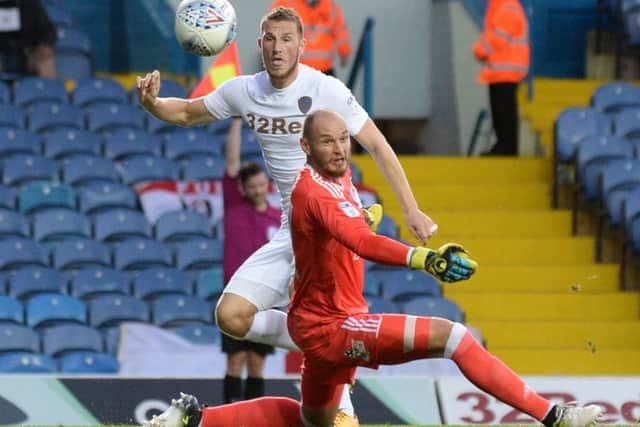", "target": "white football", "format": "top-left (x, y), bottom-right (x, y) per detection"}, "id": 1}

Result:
top-left (175, 0), bottom-right (237, 57)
